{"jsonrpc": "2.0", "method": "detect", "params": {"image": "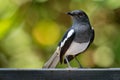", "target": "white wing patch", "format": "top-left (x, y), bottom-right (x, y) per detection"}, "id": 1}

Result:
top-left (60, 29), bottom-right (74, 47)
top-left (65, 41), bottom-right (90, 56)
top-left (67, 29), bottom-right (74, 37)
